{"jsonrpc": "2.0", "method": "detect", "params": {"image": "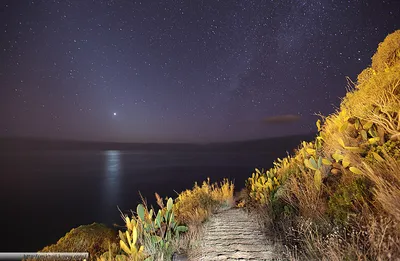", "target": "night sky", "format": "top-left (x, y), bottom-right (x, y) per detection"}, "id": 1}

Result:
top-left (1, 1), bottom-right (399, 143)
